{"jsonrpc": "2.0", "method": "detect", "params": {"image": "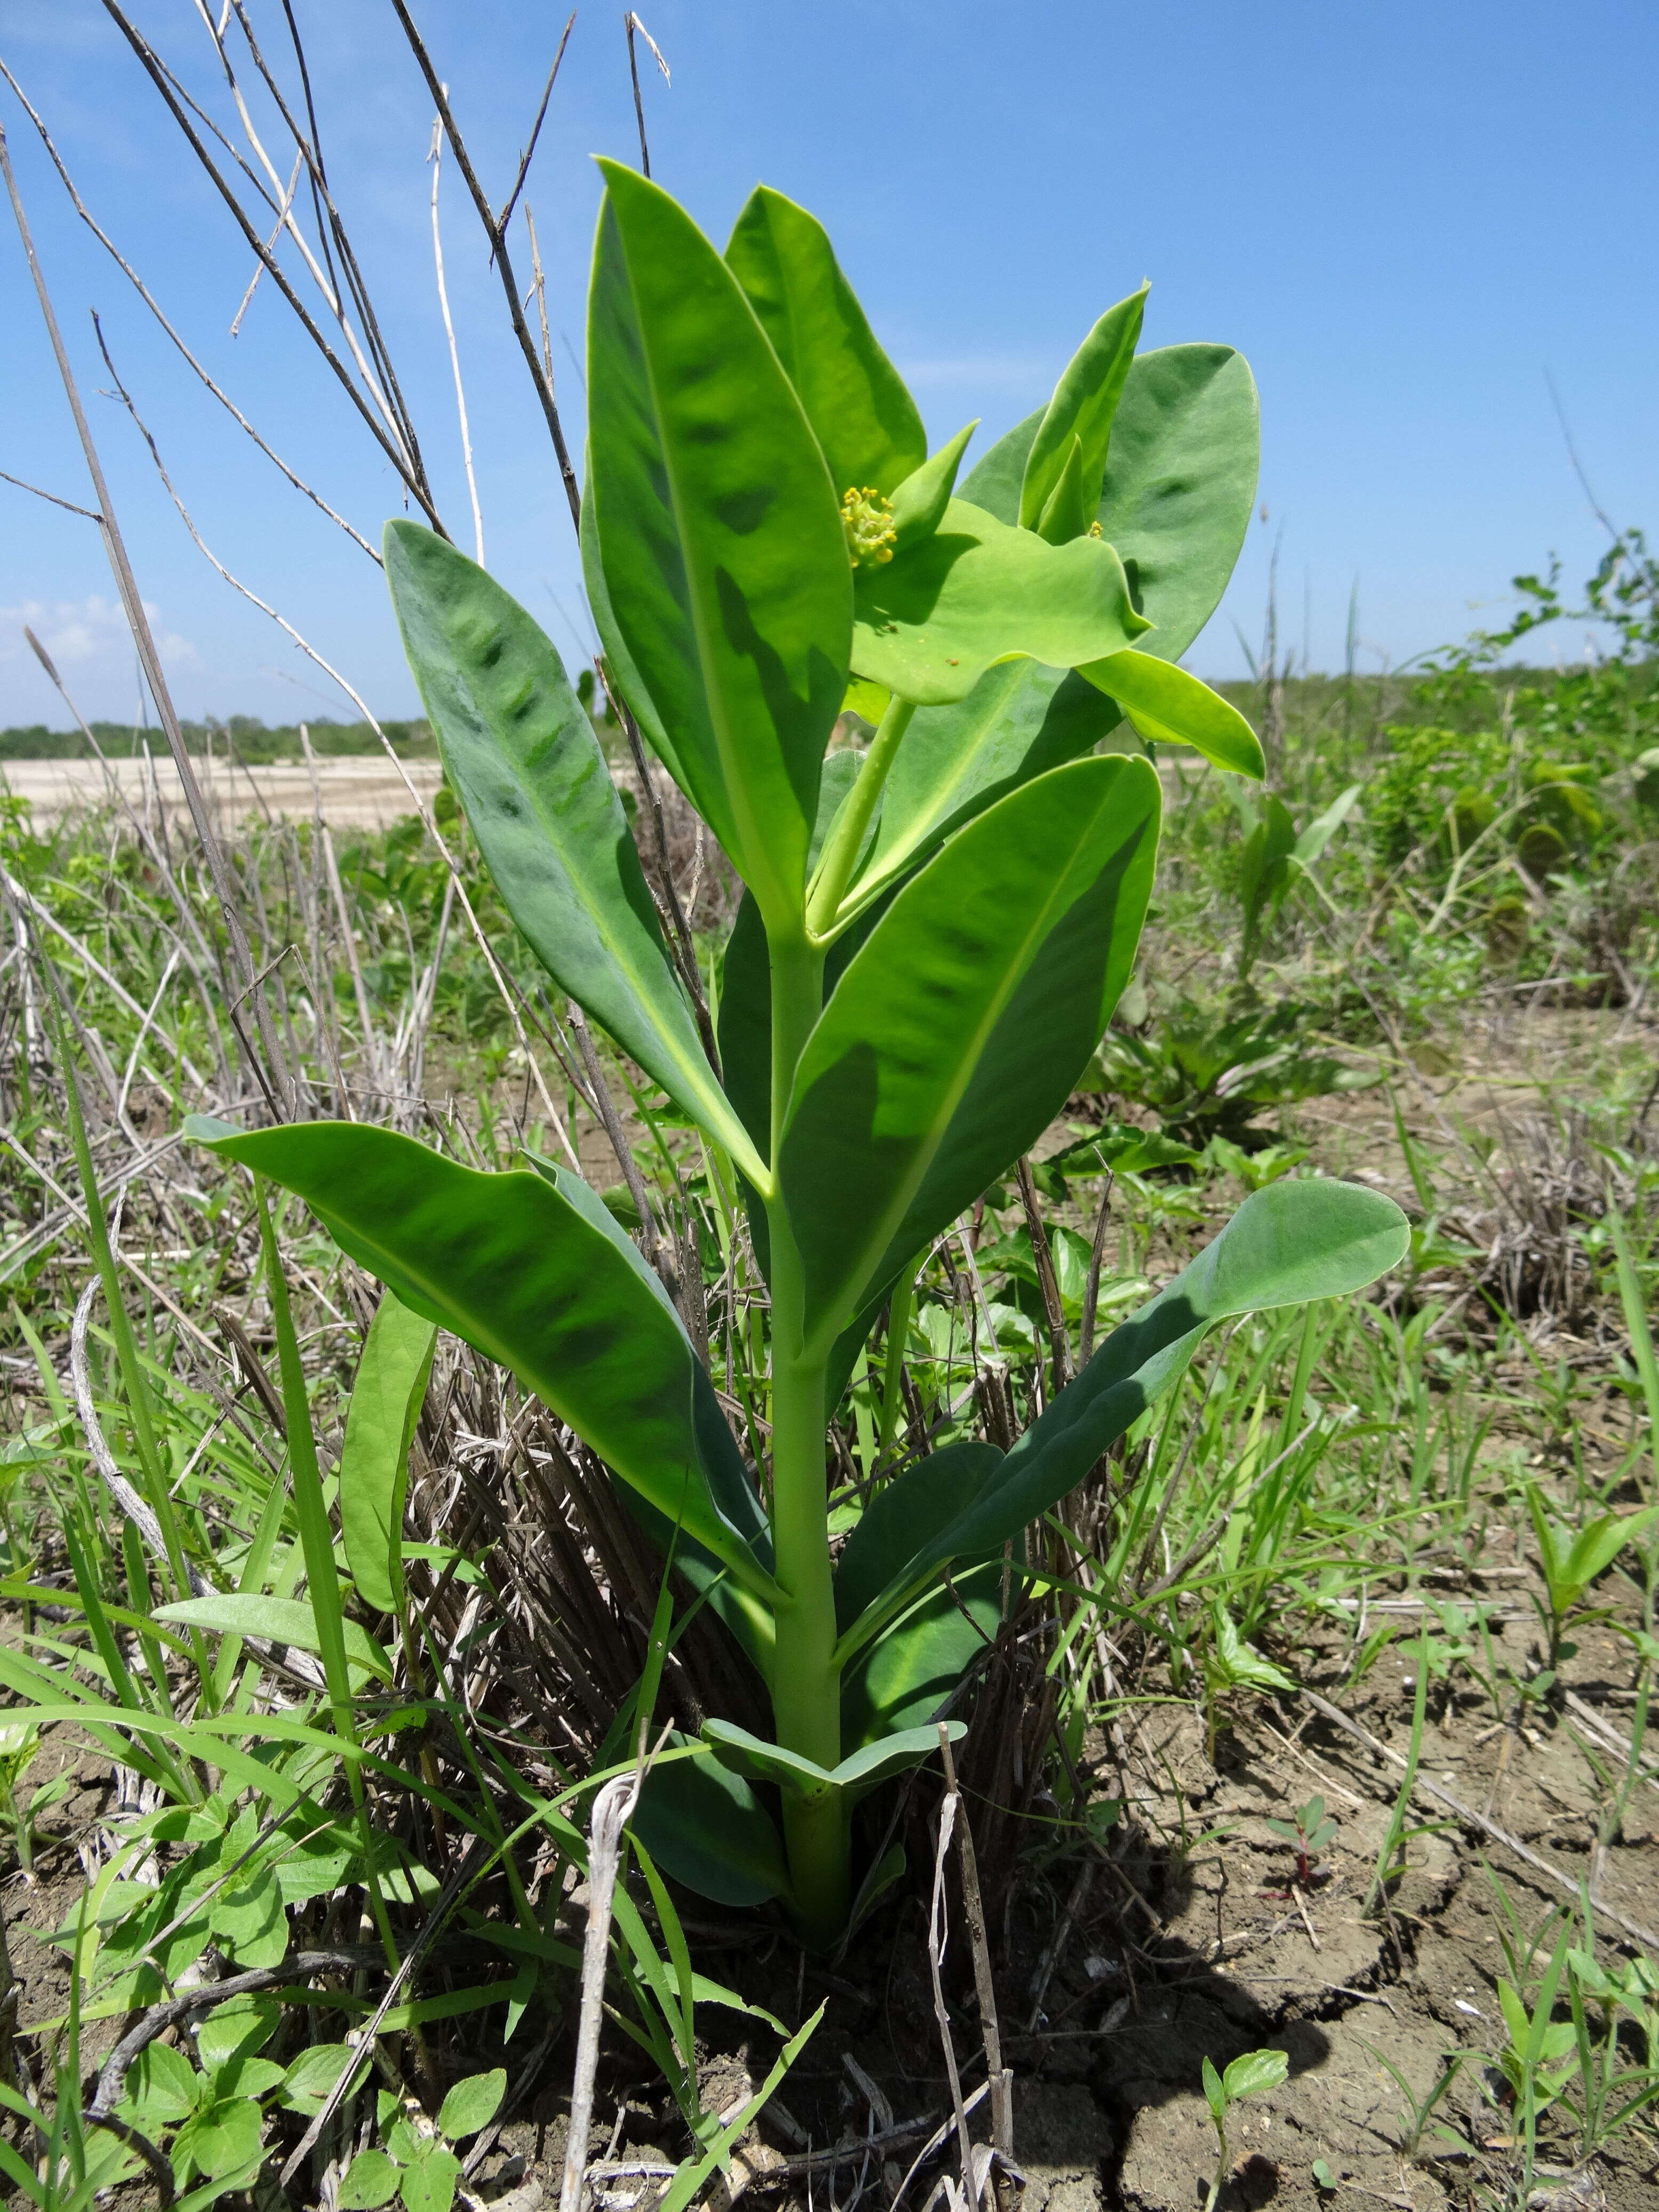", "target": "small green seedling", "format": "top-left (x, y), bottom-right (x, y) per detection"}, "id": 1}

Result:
top-left (1489, 1918), bottom-right (1576, 2193)
top-left (0, 1717), bottom-right (70, 1874)
top-left (1265, 1794), bottom-right (1336, 1889)
top-left (339, 2071), bottom-right (506, 2212)
top-left (1359, 2038), bottom-right (1467, 2162)
top-left (1200, 2048), bottom-right (1288, 2211)
top-left (1310, 2156), bottom-right (1336, 2193)
top-left (1526, 1490), bottom-right (1659, 1674)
